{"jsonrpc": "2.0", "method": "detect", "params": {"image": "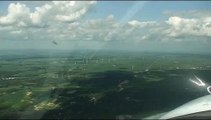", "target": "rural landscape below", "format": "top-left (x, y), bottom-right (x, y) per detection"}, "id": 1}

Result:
top-left (0, 50), bottom-right (210, 119)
